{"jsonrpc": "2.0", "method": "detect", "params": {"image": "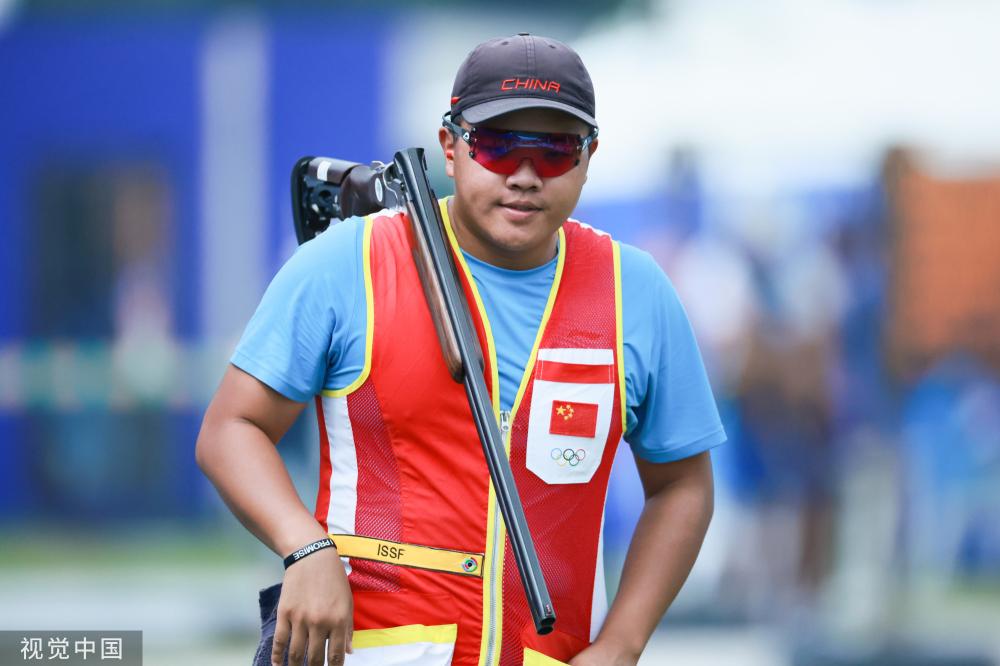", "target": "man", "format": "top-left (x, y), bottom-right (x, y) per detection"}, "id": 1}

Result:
top-left (196, 33), bottom-right (725, 666)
